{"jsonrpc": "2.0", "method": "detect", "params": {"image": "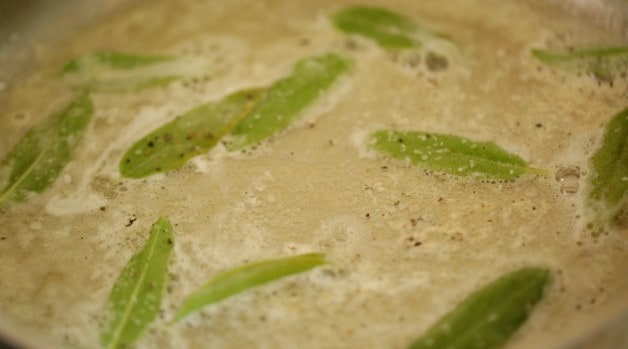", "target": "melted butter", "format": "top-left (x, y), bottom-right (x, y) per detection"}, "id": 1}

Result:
top-left (0, 0), bottom-right (626, 348)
